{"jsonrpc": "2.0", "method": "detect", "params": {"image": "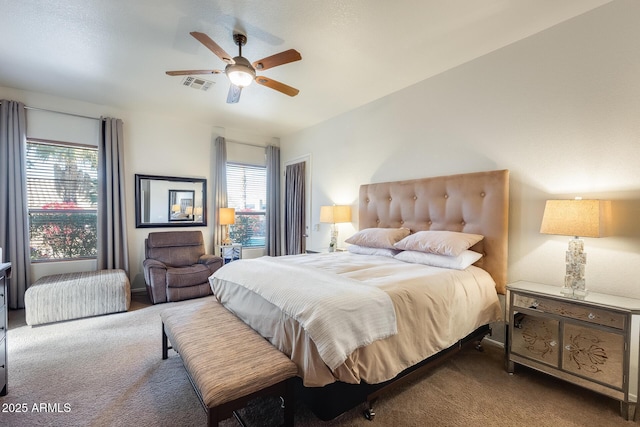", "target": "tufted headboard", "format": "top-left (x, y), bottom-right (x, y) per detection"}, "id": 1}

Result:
top-left (358, 169), bottom-right (509, 294)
